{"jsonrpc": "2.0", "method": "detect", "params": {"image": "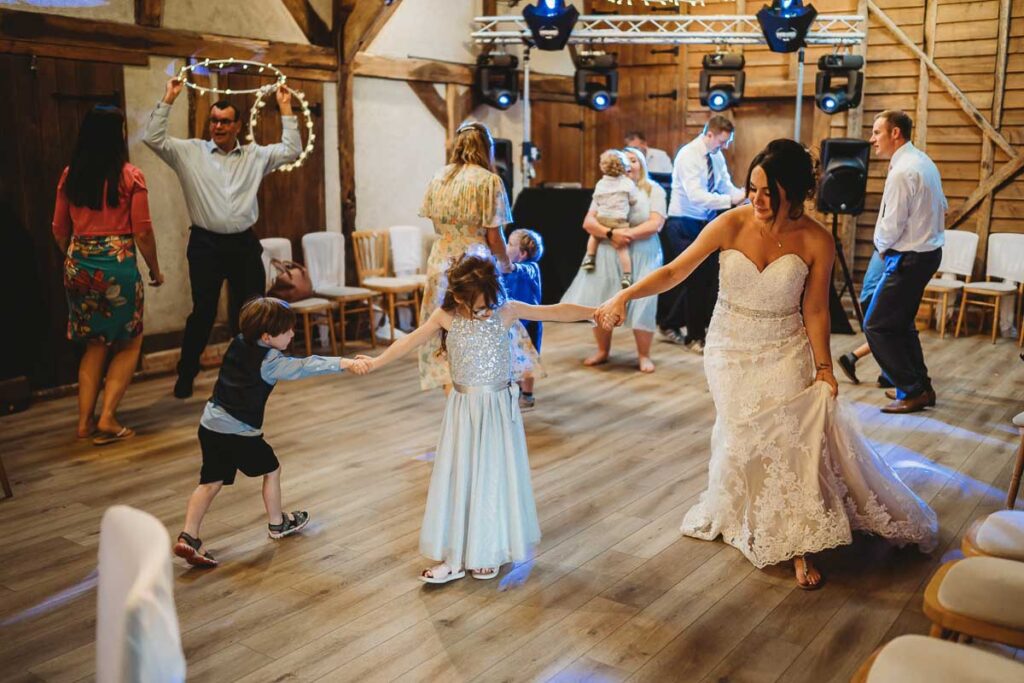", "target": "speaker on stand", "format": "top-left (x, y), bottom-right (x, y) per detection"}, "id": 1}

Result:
top-left (818, 137), bottom-right (870, 333)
